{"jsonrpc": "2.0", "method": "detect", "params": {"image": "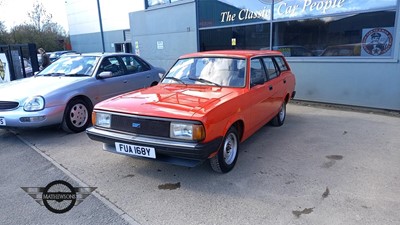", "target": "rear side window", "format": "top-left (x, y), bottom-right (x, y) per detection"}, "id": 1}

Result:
top-left (250, 58), bottom-right (267, 86)
top-left (274, 56), bottom-right (289, 71)
top-left (262, 57), bottom-right (279, 80)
